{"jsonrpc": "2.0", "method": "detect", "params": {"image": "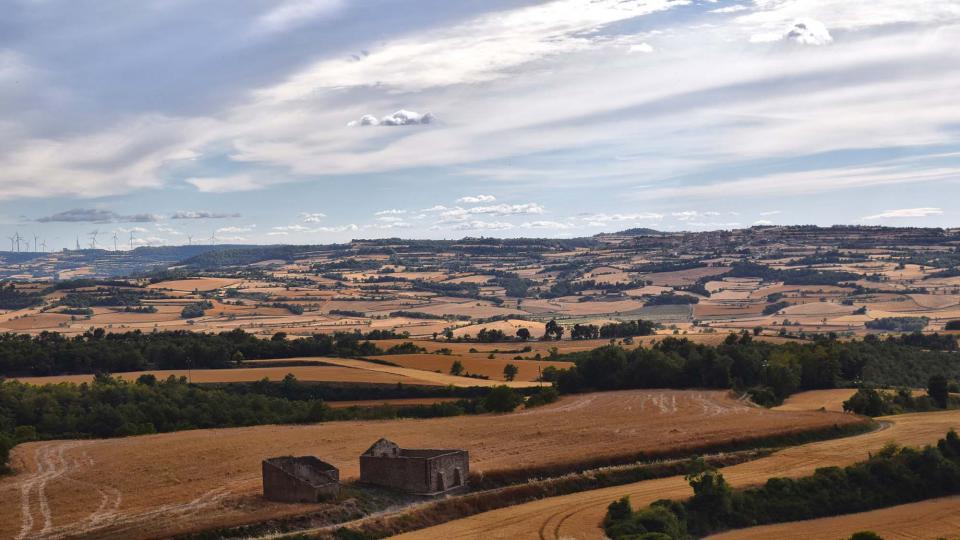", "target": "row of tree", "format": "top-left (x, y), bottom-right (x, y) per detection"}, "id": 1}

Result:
top-left (553, 333), bottom-right (960, 404)
top-left (0, 328), bottom-right (409, 376)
